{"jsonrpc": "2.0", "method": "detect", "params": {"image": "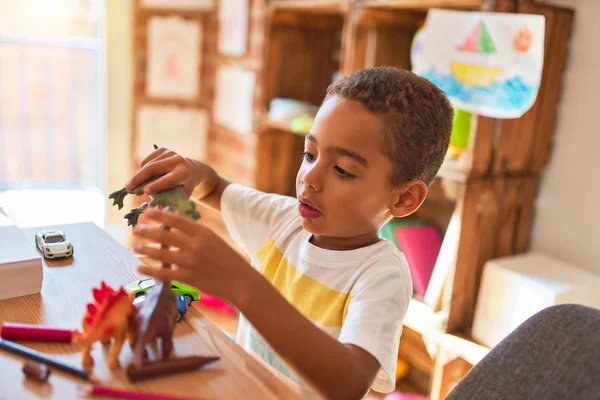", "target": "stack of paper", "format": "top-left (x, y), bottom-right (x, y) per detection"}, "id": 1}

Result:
top-left (0, 208), bottom-right (43, 300)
